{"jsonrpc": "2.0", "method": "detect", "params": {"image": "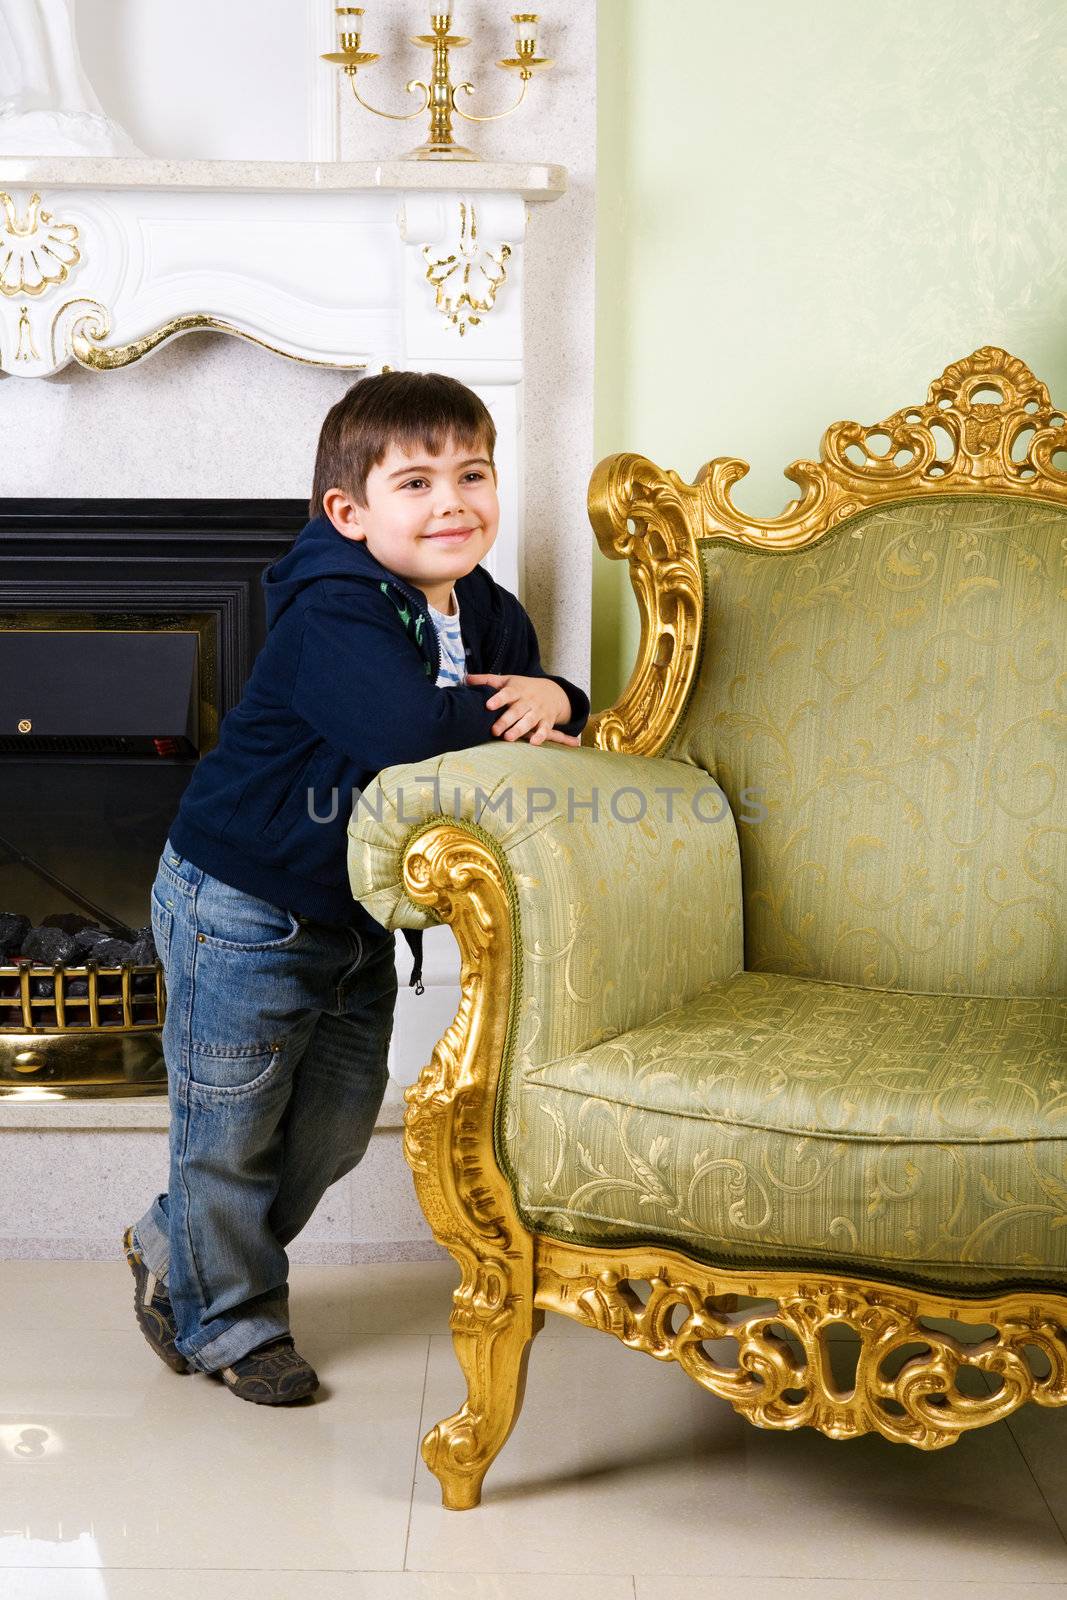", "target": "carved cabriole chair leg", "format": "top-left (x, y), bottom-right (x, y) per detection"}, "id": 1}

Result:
top-left (399, 819), bottom-right (545, 1510)
top-left (422, 1245), bottom-right (545, 1510)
